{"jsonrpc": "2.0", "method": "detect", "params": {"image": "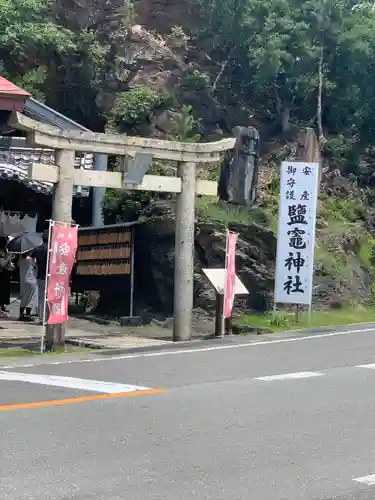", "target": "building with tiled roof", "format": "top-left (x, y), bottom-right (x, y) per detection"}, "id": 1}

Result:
top-left (0, 76), bottom-right (107, 232)
top-left (0, 76), bottom-right (31, 111)
top-left (0, 77), bottom-right (94, 197)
